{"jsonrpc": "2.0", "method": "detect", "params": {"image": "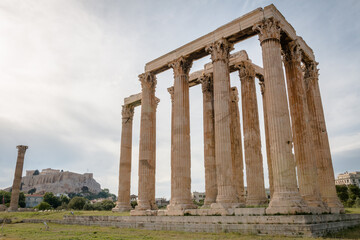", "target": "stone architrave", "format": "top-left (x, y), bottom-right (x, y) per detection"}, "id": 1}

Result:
top-left (259, 78), bottom-right (273, 199)
top-left (9, 145), bottom-right (28, 211)
top-left (229, 87), bottom-right (245, 204)
top-left (282, 40), bottom-right (326, 213)
top-left (237, 61), bottom-right (267, 206)
top-left (113, 105), bottom-right (135, 212)
top-left (167, 56), bottom-right (196, 211)
top-left (135, 72), bottom-right (157, 211)
top-left (253, 18), bottom-right (309, 214)
top-left (200, 74), bottom-right (217, 207)
top-left (206, 38), bottom-right (240, 209)
top-left (304, 61), bottom-right (344, 213)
